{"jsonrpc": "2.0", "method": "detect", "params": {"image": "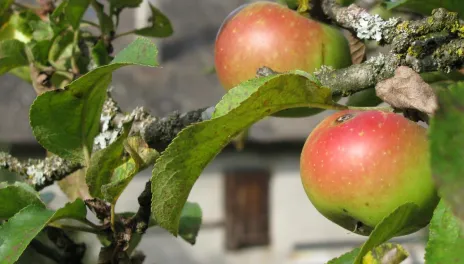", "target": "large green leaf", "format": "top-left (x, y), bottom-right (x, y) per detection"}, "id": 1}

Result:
top-left (353, 203), bottom-right (419, 264)
top-left (0, 199), bottom-right (89, 264)
top-left (178, 202), bottom-right (202, 245)
top-left (50, 198), bottom-right (87, 222)
top-left (0, 182), bottom-right (44, 219)
top-left (30, 37), bottom-right (159, 163)
top-left (151, 71), bottom-right (334, 235)
top-left (0, 39), bottom-right (28, 75)
top-left (134, 4), bottom-right (173, 38)
top-left (65, 0), bottom-right (91, 29)
top-left (0, 205), bottom-right (54, 264)
top-left (87, 122), bottom-right (131, 199)
top-left (430, 82), bottom-right (464, 221)
top-left (384, 0), bottom-right (464, 18)
top-left (425, 200), bottom-right (464, 263)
